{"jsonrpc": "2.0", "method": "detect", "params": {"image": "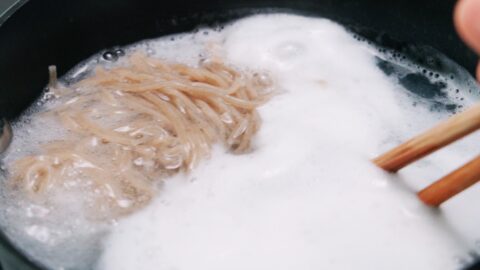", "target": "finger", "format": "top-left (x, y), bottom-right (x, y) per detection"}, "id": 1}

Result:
top-left (455, 0), bottom-right (480, 54)
top-left (477, 62), bottom-right (480, 79)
